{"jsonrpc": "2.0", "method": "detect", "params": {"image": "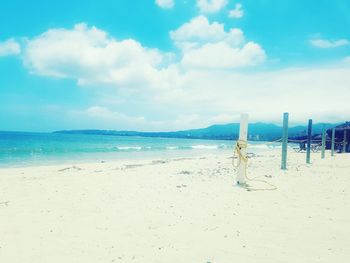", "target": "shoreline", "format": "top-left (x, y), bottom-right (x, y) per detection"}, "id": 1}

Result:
top-left (0, 148), bottom-right (234, 169)
top-left (0, 142), bottom-right (286, 169)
